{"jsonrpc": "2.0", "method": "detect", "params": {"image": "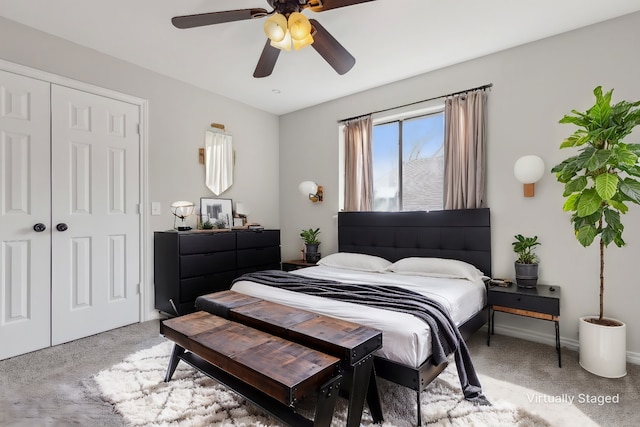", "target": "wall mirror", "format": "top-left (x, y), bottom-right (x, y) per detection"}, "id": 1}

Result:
top-left (205, 129), bottom-right (233, 195)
